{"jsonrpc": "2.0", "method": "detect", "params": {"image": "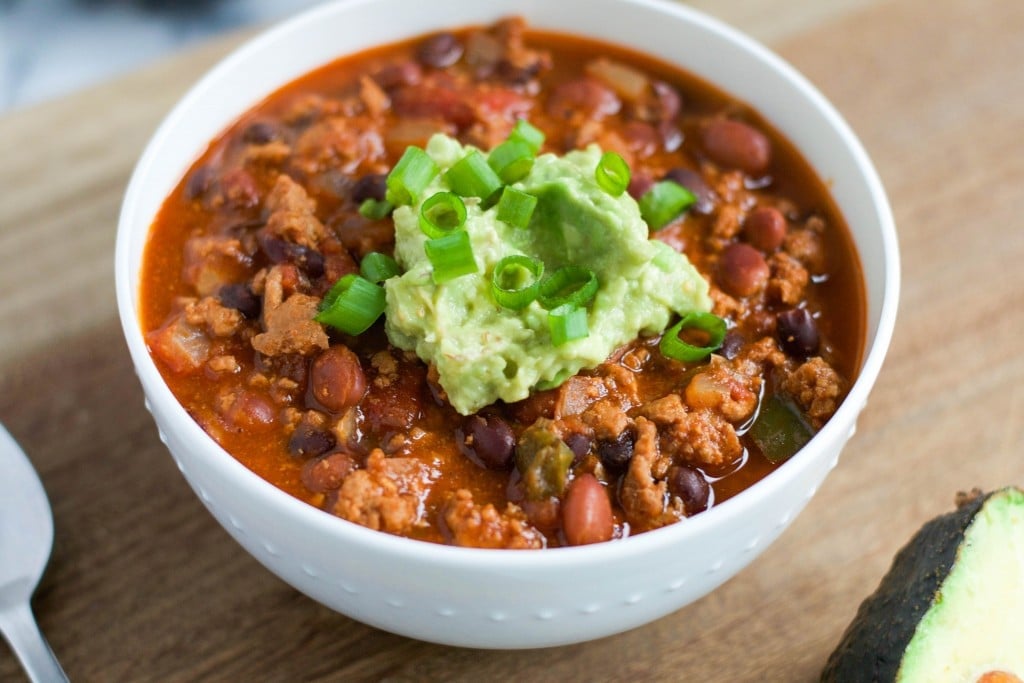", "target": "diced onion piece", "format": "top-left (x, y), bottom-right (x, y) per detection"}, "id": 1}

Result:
top-left (595, 151), bottom-right (631, 197)
top-left (358, 198), bottom-right (393, 220)
top-left (509, 119), bottom-right (545, 153)
top-left (444, 150), bottom-right (503, 199)
top-left (491, 255), bottom-right (544, 310)
top-left (315, 274), bottom-right (387, 335)
top-left (659, 311), bottom-right (726, 362)
top-left (538, 265), bottom-right (599, 310)
top-left (639, 180), bottom-right (696, 230)
top-left (584, 57), bottom-right (649, 101)
top-left (385, 146), bottom-right (439, 206)
top-left (359, 252), bottom-right (401, 283)
top-left (548, 304), bottom-right (589, 346)
top-left (425, 230), bottom-right (478, 283)
top-left (487, 139), bottom-right (536, 184)
top-left (496, 187), bottom-right (538, 228)
top-left (419, 191), bottom-right (467, 238)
